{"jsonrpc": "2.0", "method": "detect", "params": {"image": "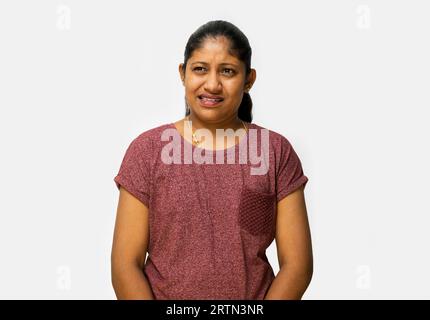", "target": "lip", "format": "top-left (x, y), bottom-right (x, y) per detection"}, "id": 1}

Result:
top-left (198, 94), bottom-right (224, 107)
top-left (199, 93), bottom-right (224, 99)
